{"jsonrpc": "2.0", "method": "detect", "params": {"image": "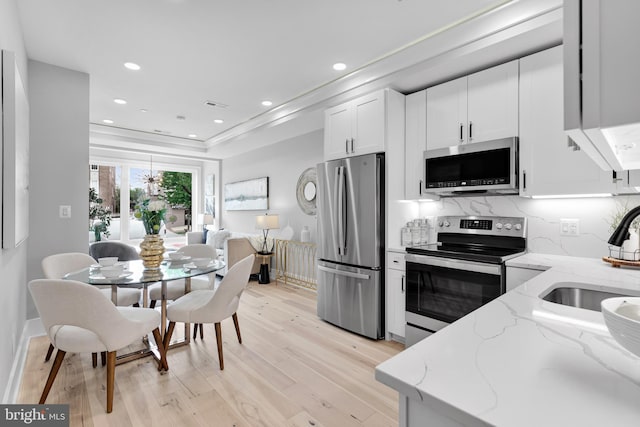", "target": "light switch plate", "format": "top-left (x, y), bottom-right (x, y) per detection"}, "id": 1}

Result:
top-left (560, 218), bottom-right (579, 236)
top-left (59, 205), bottom-right (71, 218)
